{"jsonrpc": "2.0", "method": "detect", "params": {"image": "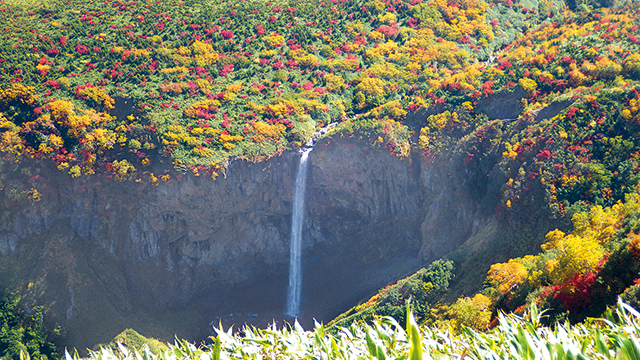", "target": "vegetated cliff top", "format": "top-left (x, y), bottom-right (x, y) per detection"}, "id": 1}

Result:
top-left (1, 0), bottom-right (639, 212)
top-left (0, 0), bottom-right (567, 180)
